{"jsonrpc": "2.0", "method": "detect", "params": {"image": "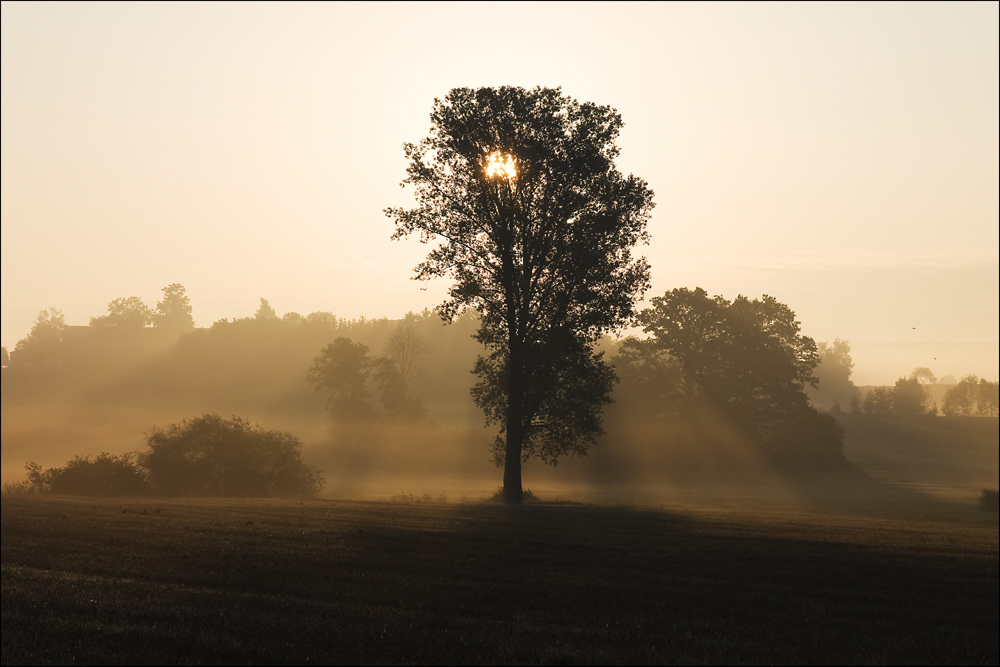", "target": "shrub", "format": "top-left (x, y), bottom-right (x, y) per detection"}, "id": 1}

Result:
top-left (980, 488), bottom-right (999, 513)
top-left (5, 455), bottom-right (150, 496)
top-left (141, 414), bottom-right (324, 497)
